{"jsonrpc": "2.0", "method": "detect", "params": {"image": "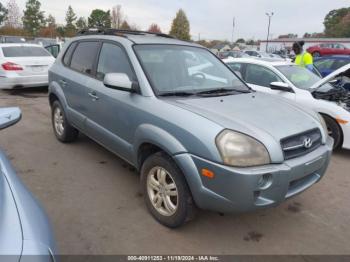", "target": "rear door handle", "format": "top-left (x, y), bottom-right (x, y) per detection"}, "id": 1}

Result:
top-left (88, 91), bottom-right (99, 101)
